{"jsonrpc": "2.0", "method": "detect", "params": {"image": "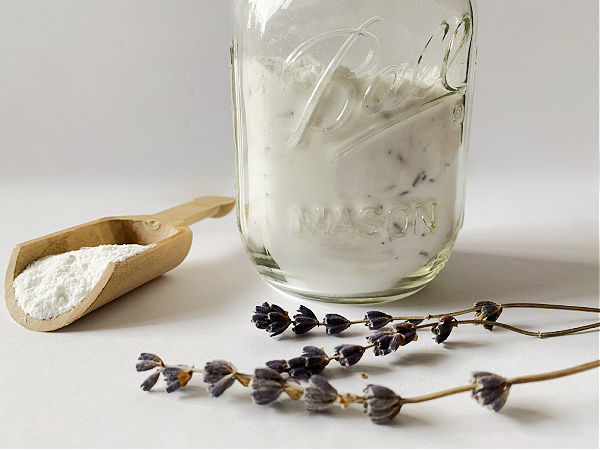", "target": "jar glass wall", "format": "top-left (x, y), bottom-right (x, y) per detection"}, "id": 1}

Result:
top-left (231, 0), bottom-right (477, 303)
